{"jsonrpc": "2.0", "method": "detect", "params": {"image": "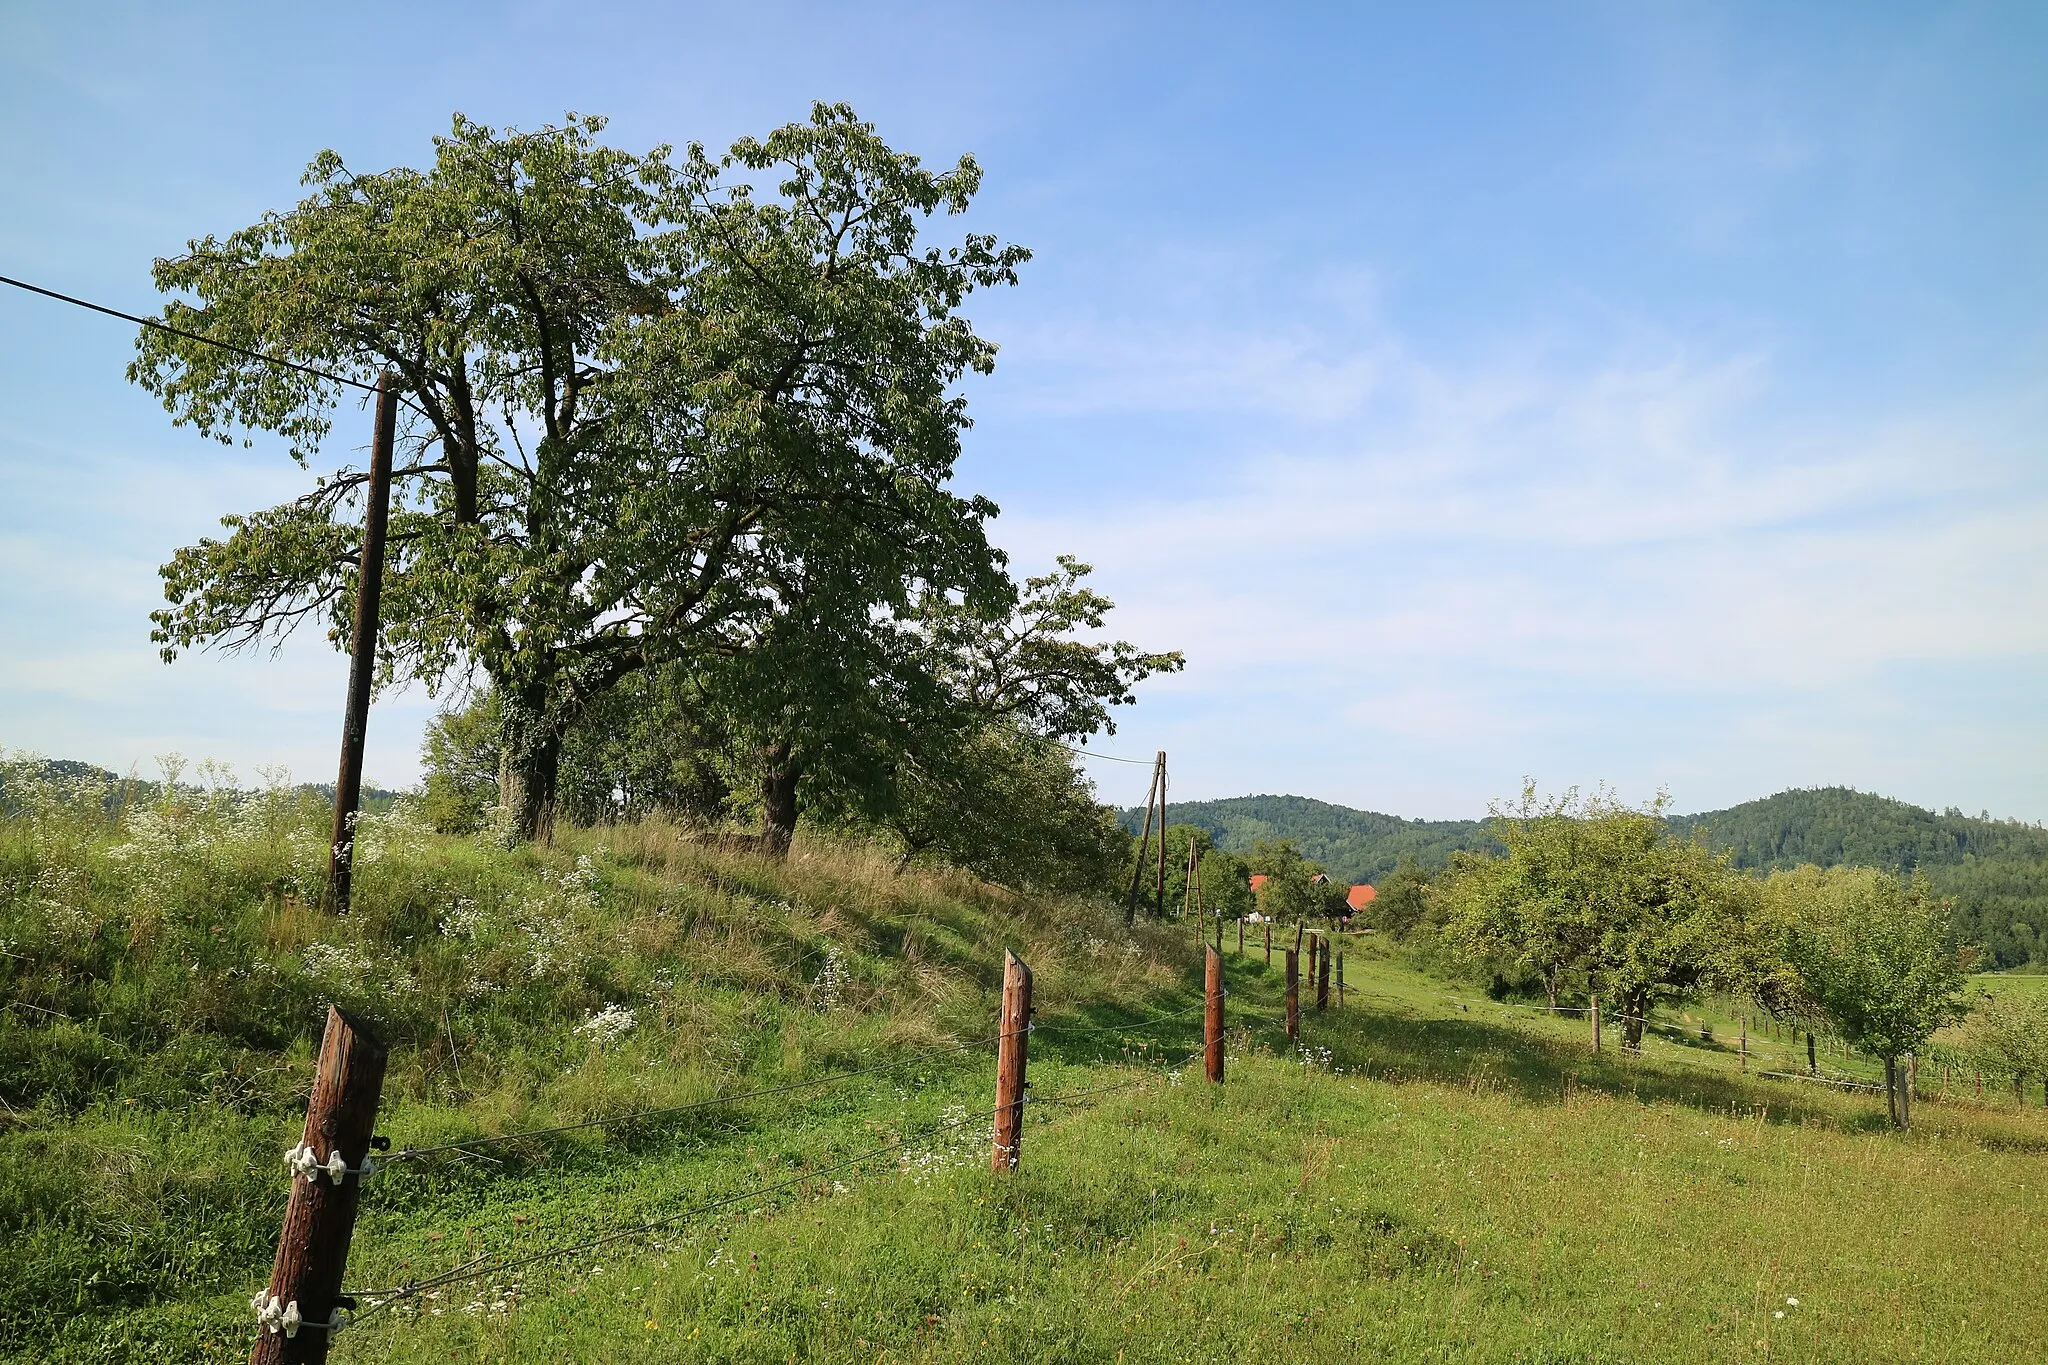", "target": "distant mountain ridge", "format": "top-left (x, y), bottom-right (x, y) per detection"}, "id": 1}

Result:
top-left (1123, 787), bottom-right (2048, 967)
